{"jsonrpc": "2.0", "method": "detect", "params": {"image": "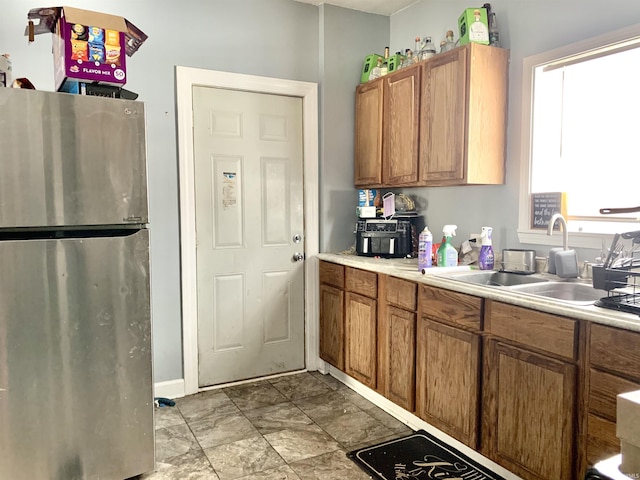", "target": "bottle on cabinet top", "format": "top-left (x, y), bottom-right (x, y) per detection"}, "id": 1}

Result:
top-left (441, 30), bottom-right (456, 52)
top-left (488, 12), bottom-right (500, 47)
top-left (418, 36), bottom-right (436, 61)
top-left (380, 46), bottom-right (390, 76)
top-left (369, 58), bottom-right (383, 80)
